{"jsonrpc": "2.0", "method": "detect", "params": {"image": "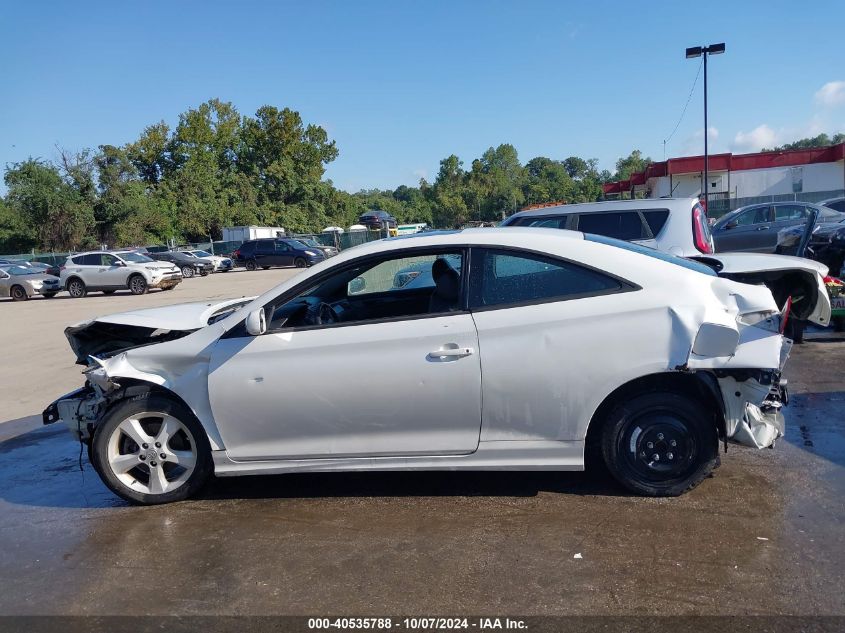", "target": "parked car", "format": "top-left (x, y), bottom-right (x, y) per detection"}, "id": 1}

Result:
top-left (818, 196), bottom-right (845, 213)
top-left (501, 198), bottom-right (714, 256)
top-left (148, 251), bottom-right (214, 278)
top-left (358, 209), bottom-right (397, 230)
top-left (232, 238), bottom-right (325, 271)
top-left (60, 250), bottom-right (182, 298)
top-left (179, 249), bottom-right (234, 272)
top-left (711, 202), bottom-right (845, 253)
top-left (44, 227), bottom-right (830, 504)
top-left (776, 208), bottom-right (845, 333)
top-left (291, 238), bottom-right (338, 258)
top-left (0, 264), bottom-right (61, 300)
